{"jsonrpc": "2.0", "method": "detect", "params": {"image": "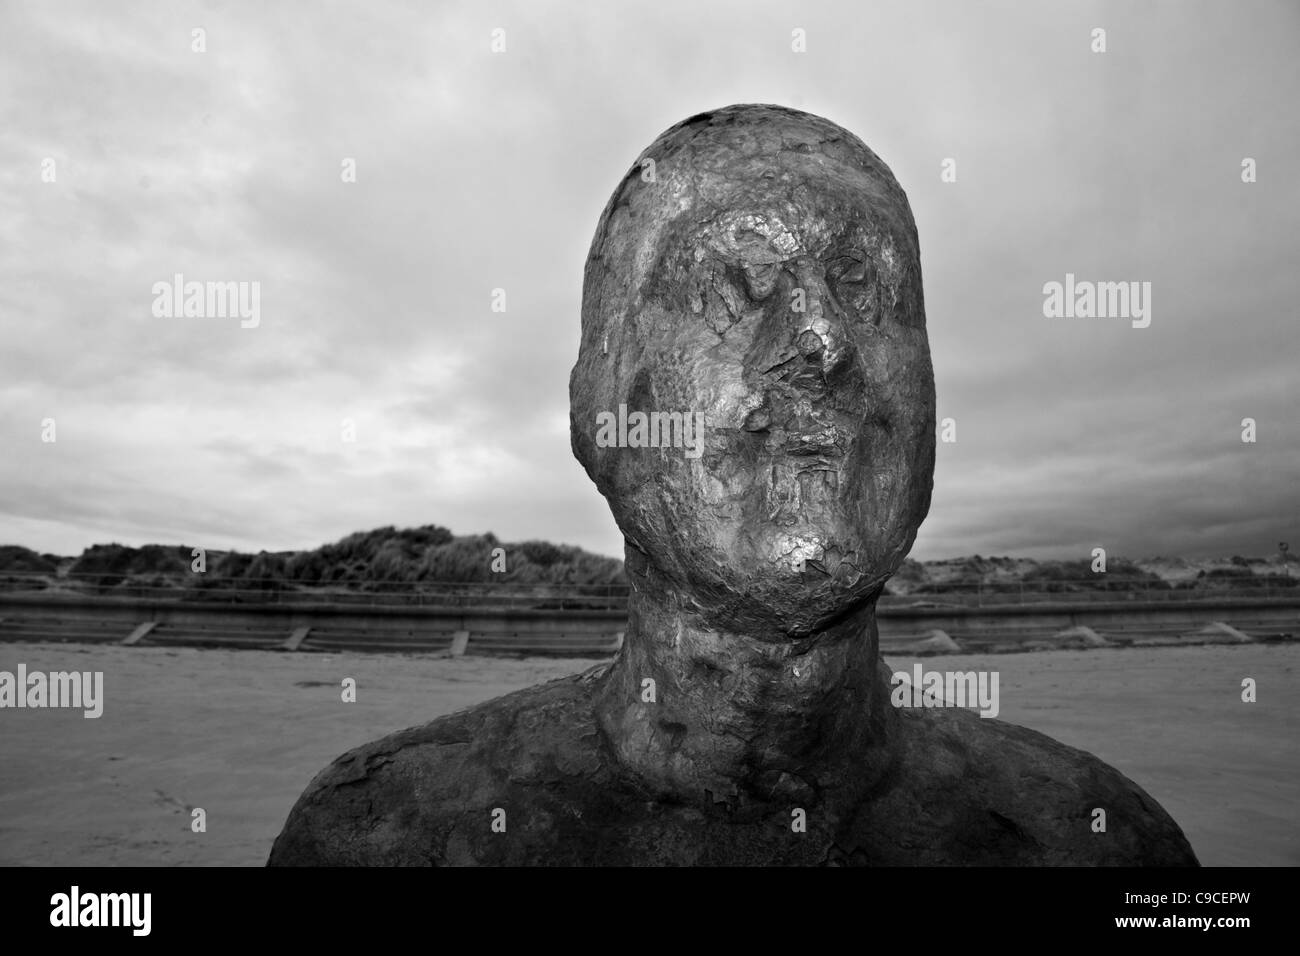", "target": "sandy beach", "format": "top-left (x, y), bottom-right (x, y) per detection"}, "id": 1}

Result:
top-left (0, 641), bottom-right (1294, 866)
